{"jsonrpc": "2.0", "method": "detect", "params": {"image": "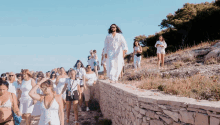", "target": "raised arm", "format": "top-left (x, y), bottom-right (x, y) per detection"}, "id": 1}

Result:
top-left (29, 78), bottom-right (47, 101)
top-left (104, 36), bottom-right (108, 58)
